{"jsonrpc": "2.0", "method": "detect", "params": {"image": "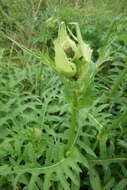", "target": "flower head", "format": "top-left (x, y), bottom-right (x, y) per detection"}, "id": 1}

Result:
top-left (54, 22), bottom-right (92, 78)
